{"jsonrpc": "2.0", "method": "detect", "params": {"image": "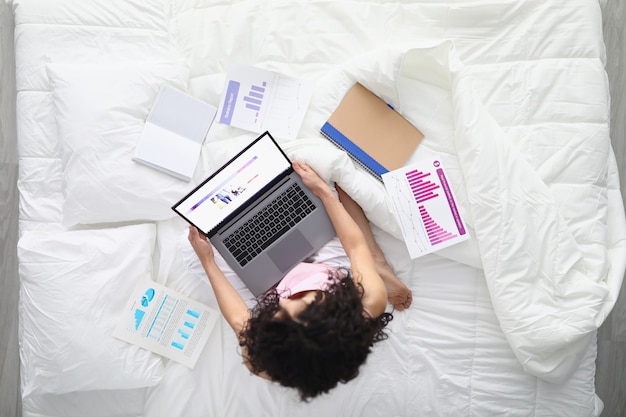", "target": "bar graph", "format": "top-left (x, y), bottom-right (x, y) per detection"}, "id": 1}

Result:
top-left (405, 168), bottom-right (460, 246)
top-left (170, 309), bottom-right (202, 351)
top-left (405, 169), bottom-right (440, 204)
top-left (186, 309), bottom-right (200, 319)
top-left (418, 205), bottom-right (458, 245)
top-left (243, 82), bottom-right (266, 111)
top-left (381, 159), bottom-right (470, 258)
